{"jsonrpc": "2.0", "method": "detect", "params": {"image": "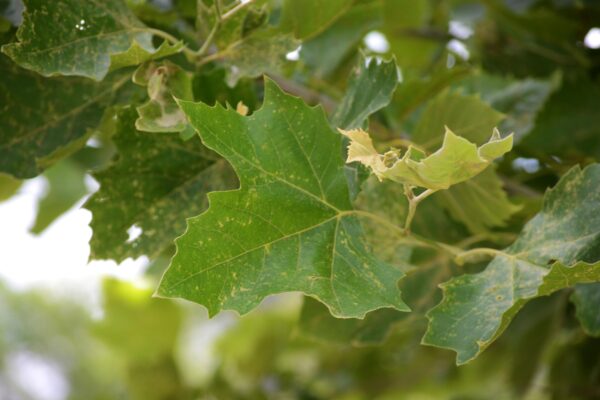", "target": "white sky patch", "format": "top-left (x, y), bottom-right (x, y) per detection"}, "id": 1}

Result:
top-left (449, 20), bottom-right (473, 40)
top-left (363, 31), bottom-right (390, 53)
top-left (447, 39), bottom-right (470, 60)
top-left (584, 27), bottom-right (600, 49)
top-left (512, 157), bottom-right (541, 174)
top-left (126, 224), bottom-right (143, 243)
top-left (0, 178), bottom-right (149, 316)
top-left (285, 45), bottom-right (302, 61)
top-left (7, 351), bottom-right (70, 400)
